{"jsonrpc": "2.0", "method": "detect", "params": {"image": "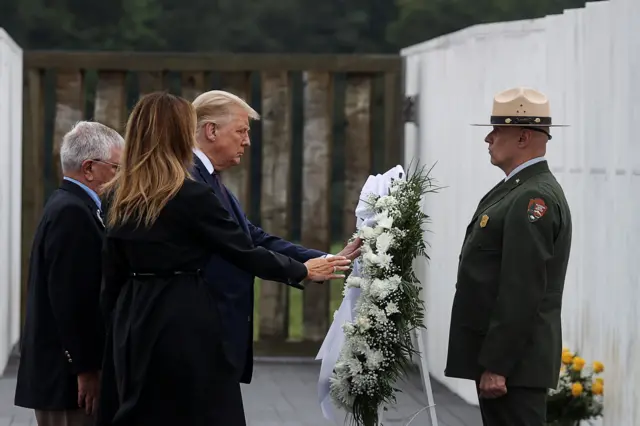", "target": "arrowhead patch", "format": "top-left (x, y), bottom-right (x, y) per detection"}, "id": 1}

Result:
top-left (527, 198), bottom-right (547, 222)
